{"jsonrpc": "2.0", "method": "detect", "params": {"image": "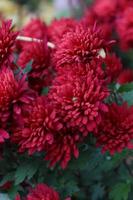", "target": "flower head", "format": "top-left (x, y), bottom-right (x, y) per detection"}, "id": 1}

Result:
top-left (95, 103), bottom-right (133, 154)
top-left (12, 97), bottom-right (62, 155)
top-left (54, 24), bottom-right (109, 69)
top-left (49, 61), bottom-right (109, 136)
top-left (0, 20), bottom-right (18, 65)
